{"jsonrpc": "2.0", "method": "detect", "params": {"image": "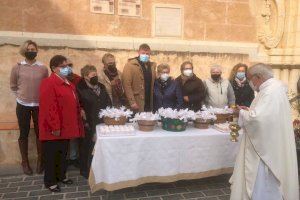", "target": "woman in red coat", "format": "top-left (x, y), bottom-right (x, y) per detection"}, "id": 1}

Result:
top-left (39, 55), bottom-right (84, 192)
